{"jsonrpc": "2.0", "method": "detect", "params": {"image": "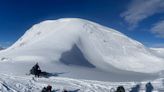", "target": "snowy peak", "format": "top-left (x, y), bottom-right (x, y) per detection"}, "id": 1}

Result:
top-left (0, 47), bottom-right (4, 50)
top-left (1, 18), bottom-right (164, 74)
top-left (10, 18), bottom-right (141, 50)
